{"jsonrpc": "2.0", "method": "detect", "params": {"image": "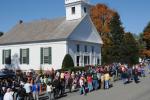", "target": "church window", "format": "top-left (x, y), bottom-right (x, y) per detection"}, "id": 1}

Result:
top-left (84, 56), bottom-right (89, 65)
top-left (20, 48), bottom-right (29, 64)
top-left (2, 49), bottom-right (11, 64)
top-left (77, 44), bottom-right (80, 52)
top-left (41, 47), bottom-right (52, 64)
top-left (76, 56), bottom-right (80, 66)
top-left (97, 58), bottom-right (100, 65)
top-left (72, 7), bottom-right (75, 14)
top-left (84, 7), bottom-right (87, 13)
top-left (92, 46), bottom-right (94, 54)
top-left (84, 45), bottom-right (87, 52)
